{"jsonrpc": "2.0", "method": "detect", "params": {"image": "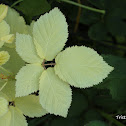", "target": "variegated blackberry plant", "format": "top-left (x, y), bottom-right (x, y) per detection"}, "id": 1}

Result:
top-left (0, 3), bottom-right (114, 126)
